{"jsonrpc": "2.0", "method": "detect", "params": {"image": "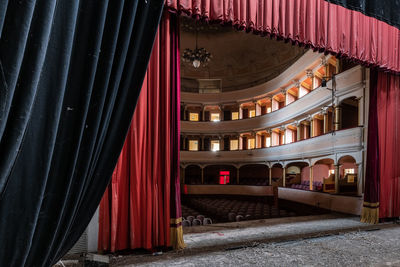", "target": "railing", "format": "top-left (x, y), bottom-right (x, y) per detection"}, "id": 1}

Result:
top-left (180, 127), bottom-right (363, 163)
top-left (181, 66), bottom-right (364, 134)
